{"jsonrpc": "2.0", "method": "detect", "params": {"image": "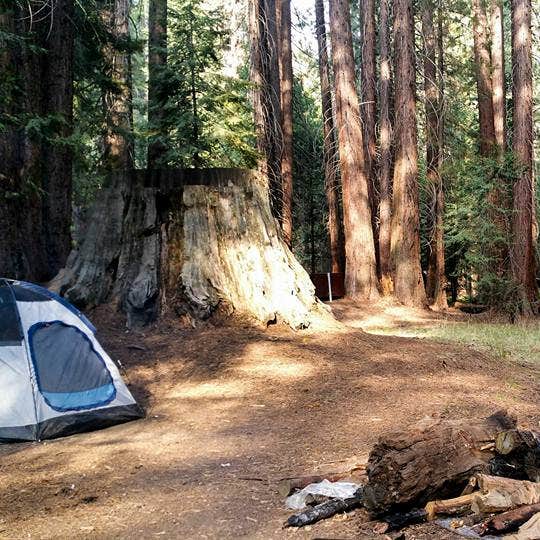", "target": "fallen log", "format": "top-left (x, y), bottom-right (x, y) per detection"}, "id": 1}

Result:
top-left (505, 512), bottom-right (540, 540)
top-left (425, 493), bottom-right (475, 520)
top-left (495, 429), bottom-right (540, 482)
top-left (472, 503), bottom-right (540, 536)
top-left (284, 495), bottom-right (362, 528)
top-left (277, 465), bottom-right (366, 497)
top-left (362, 410), bottom-right (516, 513)
top-left (471, 474), bottom-right (540, 514)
